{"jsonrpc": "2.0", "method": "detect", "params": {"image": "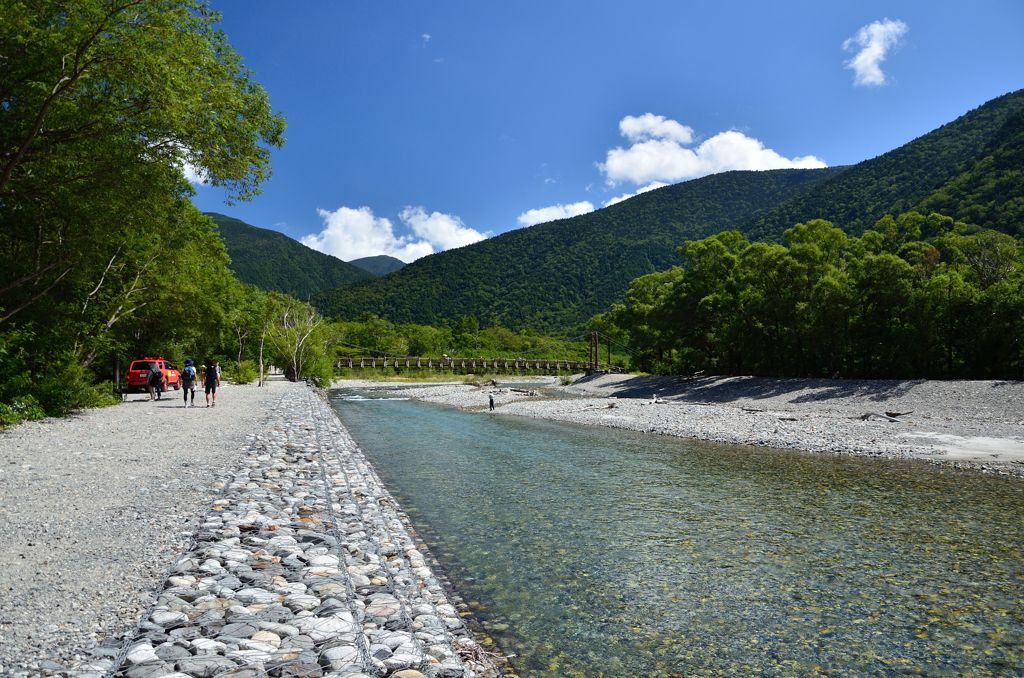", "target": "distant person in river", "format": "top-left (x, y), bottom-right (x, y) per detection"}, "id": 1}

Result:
top-left (202, 358), bottom-right (220, 407)
top-left (181, 358), bottom-right (197, 408)
top-left (147, 362), bottom-right (163, 401)
top-left (489, 394), bottom-right (495, 412)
